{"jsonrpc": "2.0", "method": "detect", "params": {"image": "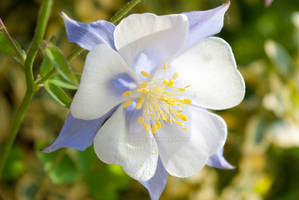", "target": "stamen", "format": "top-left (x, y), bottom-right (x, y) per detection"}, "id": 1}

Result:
top-left (176, 113), bottom-right (188, 121)
top-left (136, 97), bottom-right (145, 109)
top-left (137, 88), bottom-right (149, 94)
top-left (138, 117), bottom-right (144, 124)
top-left (122, 90), bottom-right (132, 97)
top-left (144, 123), bottom-right (150, 131)
top-left (168, 80), bottom-right (174, 87)
top-left (123, 100), bottom-right (133, 108)
top-left (151, 124), bottom-right (158, 134)
top-left (122, 62), bottom-right (191, 133)
top-left (174, 121), bottom-right (184, 126)
top-left (172, 72), bottom-right (178, 80)
top-left (139, 82), bottom-right (148, 88)
top-left (156, 121), bottom-right (161, 129)
top-left (178, 99), bottom-right (192, 105)
top-left (141, 71), bottom-right (150, 77)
